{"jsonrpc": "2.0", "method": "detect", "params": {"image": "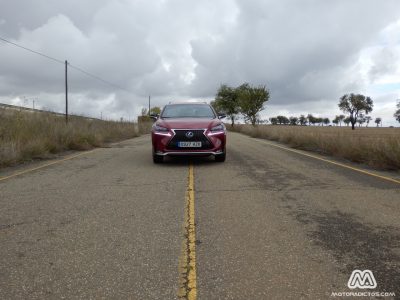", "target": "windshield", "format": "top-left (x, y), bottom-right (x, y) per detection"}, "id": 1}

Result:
top-left (161, 104), bottom-right (216, 119)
